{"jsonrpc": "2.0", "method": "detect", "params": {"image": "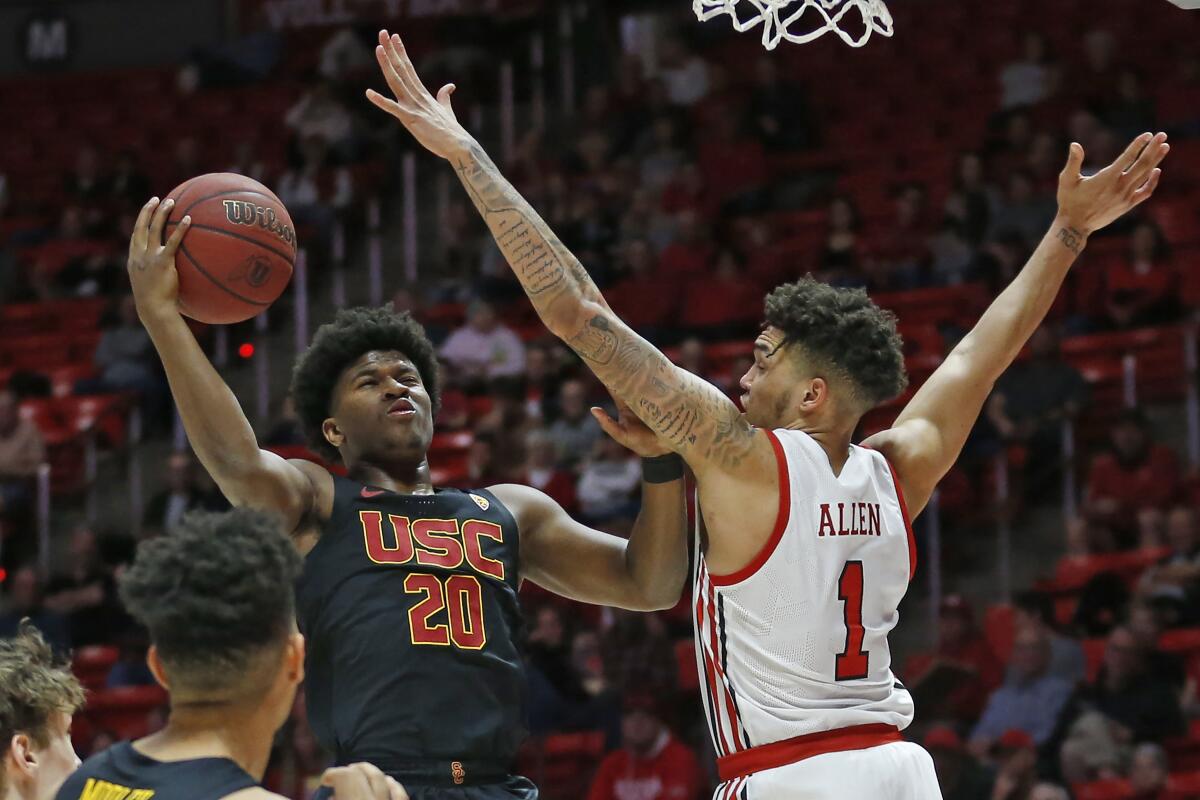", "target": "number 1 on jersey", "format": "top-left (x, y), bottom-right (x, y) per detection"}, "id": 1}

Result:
top-left (836, 560), bottom-right (869, 680)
